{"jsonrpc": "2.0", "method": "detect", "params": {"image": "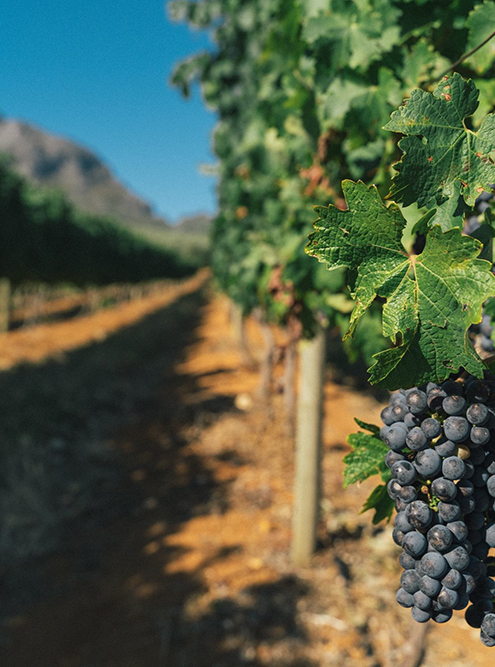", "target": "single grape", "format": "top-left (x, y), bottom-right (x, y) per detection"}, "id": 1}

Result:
top-left (406, 427), bottom-right (428, 451)
top-left (442, 456), bottom-right (466, 480)
top-left (435, 438), bottom-right (456, 458)
top-left (427, 524), bottom-right (453, 552)
top-left (441, 568), bottom-right (462, 590)
top-left (387, 479), bottom-right (401, 500)
top-left (396, 588), bottom-right (414, 608)
top-left (384, 426), bottom-right (408, 451)
top-left (446, 521), bottom-right (468, 542)
top-left (456, 479), bottom-right (474, 497)
top-left (442, 395), bottom-right (466, 416)
top-left (407, 501), bottom-right (433, 530)
top-left (399, 552), bottom-right (417, 570)
top-left (480, 632), bottom-right (495, 647)
top-left (466, 403), bottom-right (489, 426)
top-left (487, 475), bottom-right (495, 497)
top-left (431, 477), bottom-right (457, 502)
top-left (481, 613), bottom-right (495, 638)
top-left (432, 609), bottom-right (452, 623)
top-left (395, 511), bottom-right (413, 533)
top-left (420, 575), bottom-right (441, 597)
top-left (403, 531), bottom-right (428, 558)
top-left (391, 460), bottom-right (417, 486)
top-left (392, 404), bottom-right (408, 422)
top-left (421, 418), bottom-right (442, 439)
top-left (391, 393), bottom-right (408, 407)
top-left (470, 426), bottom-right (490, 446)
top-left (413, 590), bottom-right (432, 610)
top-left (381, 406), bottom-right (395, 425)
top-left (444, 545), bottom-right (470, 571)
top-left (485, 523), bottom-right (495, 548)
top-left (427, 387), bottom-right (447, 411)
top-left (463, 572), bottom-right (476, 594)
top-left (438, 501), bottom-right (461, 523)
top-left (437, 587), bottom-right (459, 609)
top-left (413, 449), bottom-right (441, 478)
top-left (401, 569), bottom-right (421, 594)
top-left (420, 551), bottom-right (448, 579)
top-left (443, 416), bottom-right (469, 443)
top-left (466, 380), bottom-right (490, 404)
top-left (411, 606), bottom-right (431, 623)
top-left (404, 413), bottom-right (422, 428)
top-left (407, 389), bottom-right (428, 415)
top-left (399, 485), bottom-right (418, 503)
